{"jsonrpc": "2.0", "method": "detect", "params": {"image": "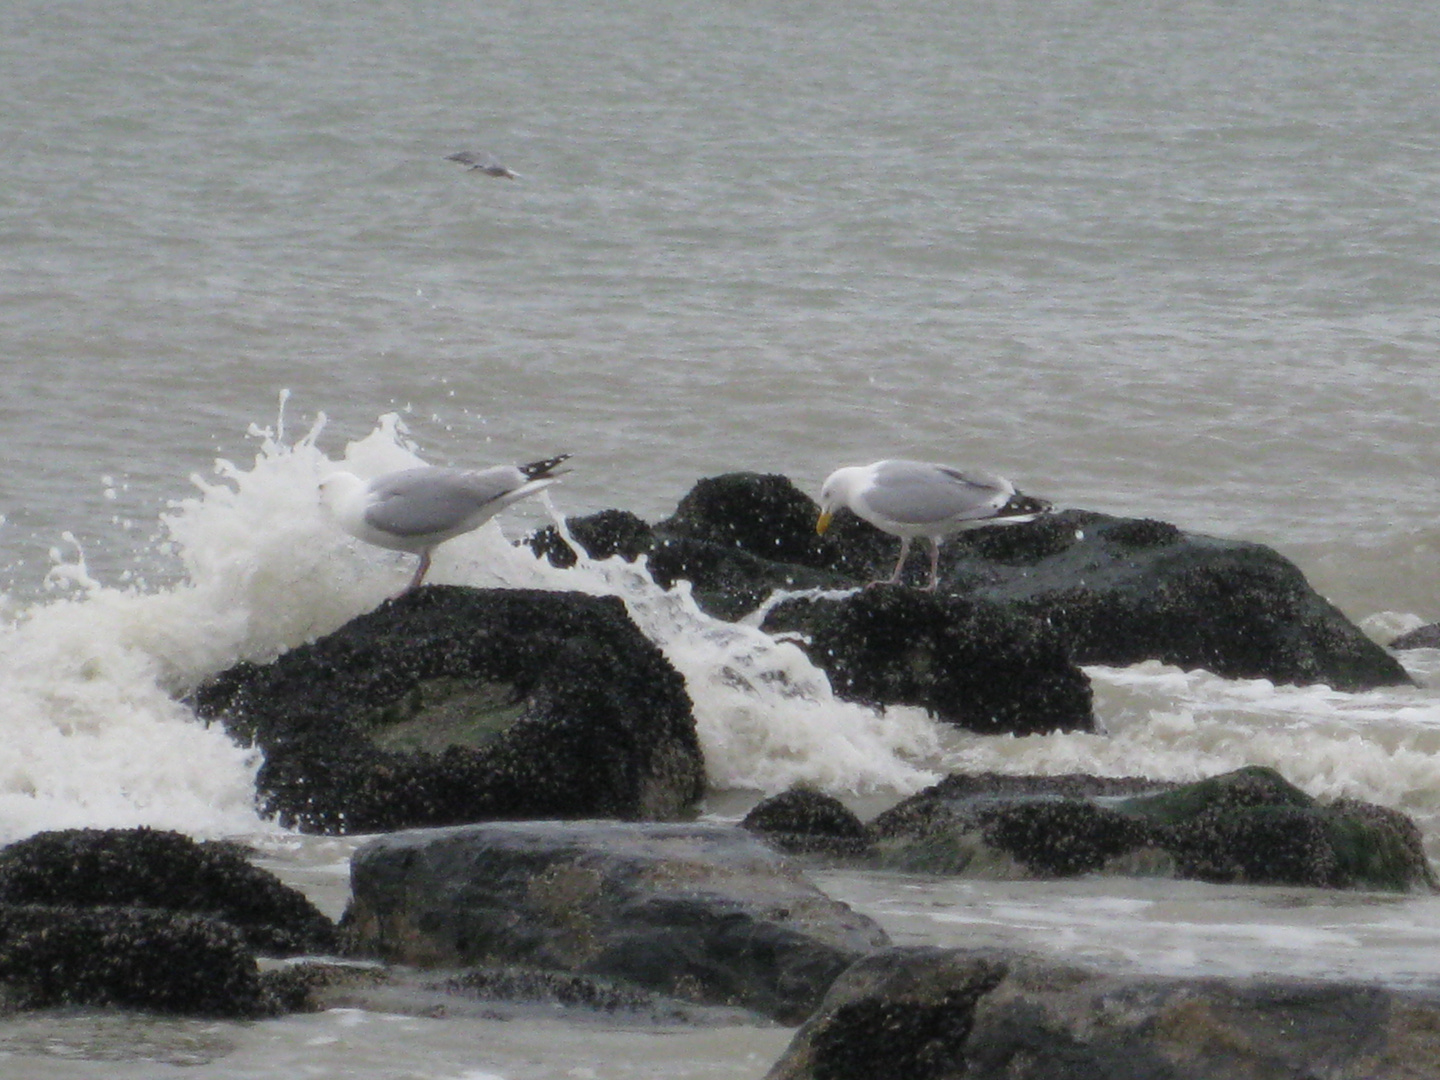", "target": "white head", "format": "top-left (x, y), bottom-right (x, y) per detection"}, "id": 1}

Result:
top-left (317, 471), bottom-right (366, 519)
top-left (816, 466), bottom-right (867, 535)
